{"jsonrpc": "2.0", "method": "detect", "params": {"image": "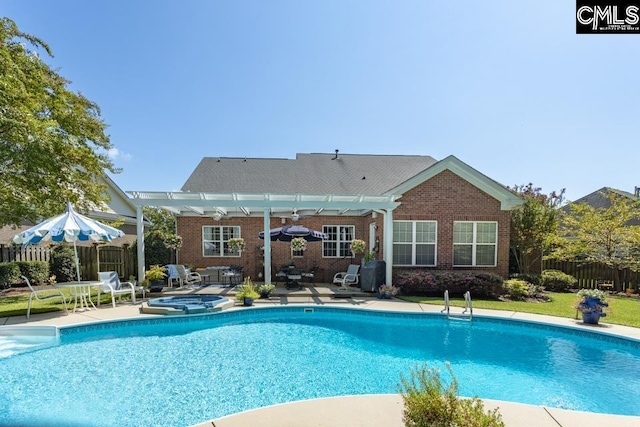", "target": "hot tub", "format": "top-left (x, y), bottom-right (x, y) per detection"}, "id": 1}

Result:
top-left (144, 295), bottom-right (230, 315)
